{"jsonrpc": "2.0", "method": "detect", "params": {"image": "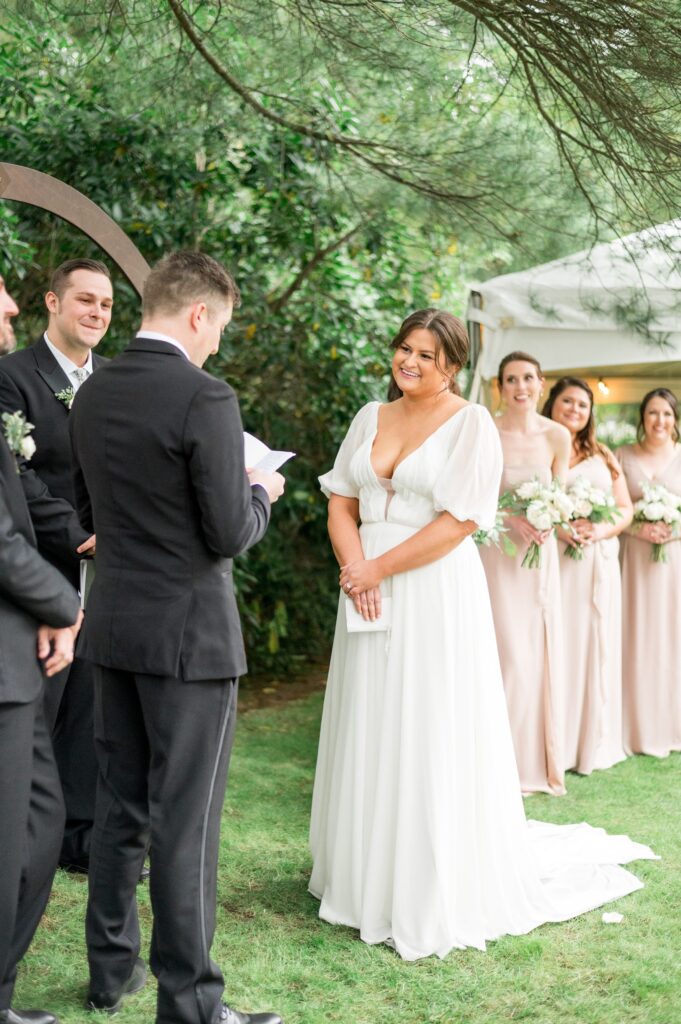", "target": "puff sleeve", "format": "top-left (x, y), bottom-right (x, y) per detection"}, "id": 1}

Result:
top-left (319, 402), bottom-right (378, 499)
top-left (432, 404), bottom-right (502, 530)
